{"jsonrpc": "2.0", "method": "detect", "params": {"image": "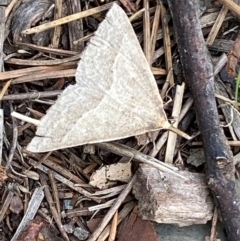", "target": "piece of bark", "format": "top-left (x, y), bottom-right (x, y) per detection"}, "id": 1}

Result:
top-left (208, 39), bottom-right (234, 52)
top-left (167, 0), bottom-right (240, 240)
top-left (11, 0), bottom-right (53, 43)
top-left (132, 165), bottom-right (213, 226)
top-left (67, 0), bottom-right (84, 52)
top-left (0, 0), bottom-right (10, 5)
